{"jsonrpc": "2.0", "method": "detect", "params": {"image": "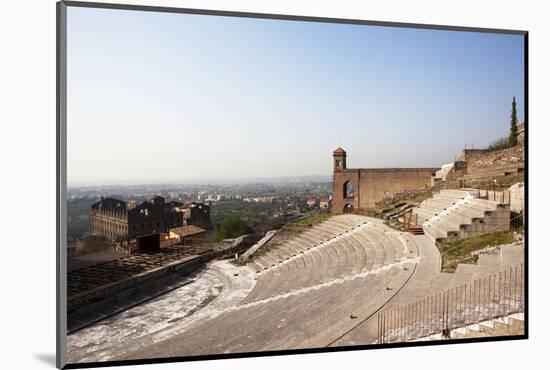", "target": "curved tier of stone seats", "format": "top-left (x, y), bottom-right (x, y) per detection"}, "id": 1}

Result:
top-left (243, 222), bottom-right (414, 304)
top-left (248, 216), bottom-right (366, 271)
